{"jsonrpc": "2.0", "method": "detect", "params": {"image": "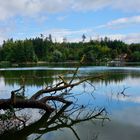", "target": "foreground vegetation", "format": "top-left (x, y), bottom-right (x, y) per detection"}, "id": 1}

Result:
top-left (0, 35), bottom-right (140, 63)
